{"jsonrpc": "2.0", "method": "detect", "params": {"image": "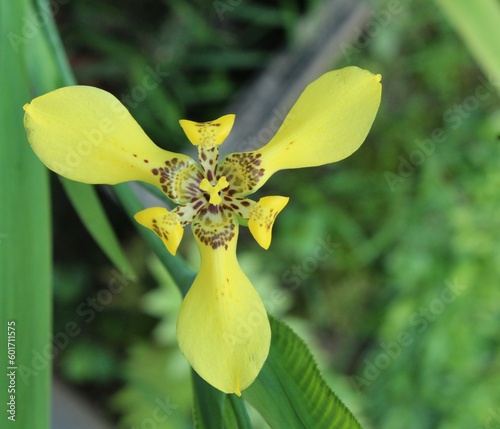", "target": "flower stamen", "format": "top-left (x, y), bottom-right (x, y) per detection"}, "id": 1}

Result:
top-left (199, 176), bottom-right (229, 205)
